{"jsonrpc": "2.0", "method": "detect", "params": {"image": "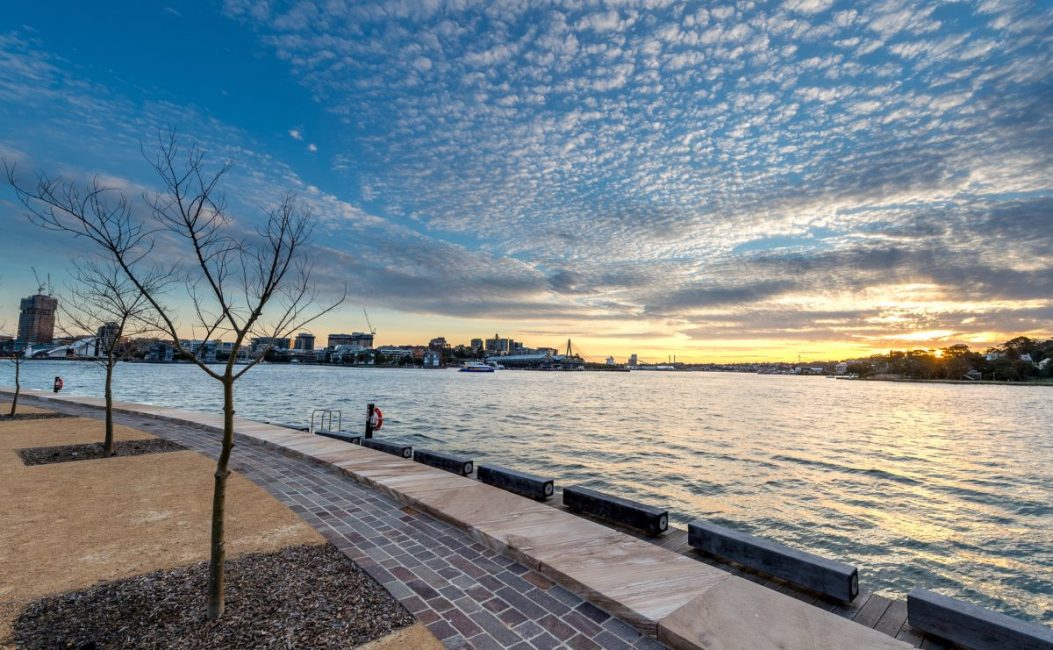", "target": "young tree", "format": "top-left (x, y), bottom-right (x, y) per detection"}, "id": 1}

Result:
top-left (6, 131), bottom-right (343, 619)
top-left (60, 258), bottom-right (160, 454)
top-left (1, 327), bottom-right (25, 417)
